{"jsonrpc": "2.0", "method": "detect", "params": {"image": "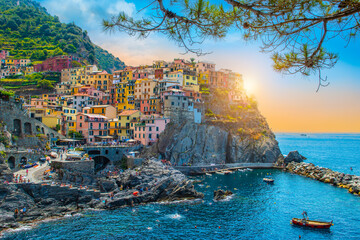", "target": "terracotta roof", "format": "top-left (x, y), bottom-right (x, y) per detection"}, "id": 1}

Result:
top-left (119, 110), bottom-right (140, 116)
